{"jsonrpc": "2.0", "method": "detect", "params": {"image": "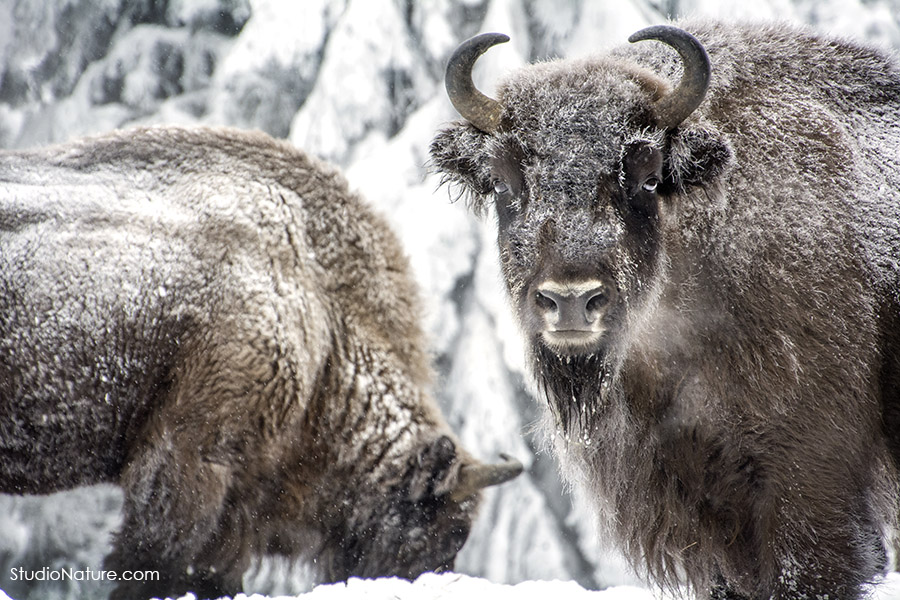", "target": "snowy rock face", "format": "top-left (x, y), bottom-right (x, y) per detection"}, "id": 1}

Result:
top-left (1, 1), bottom-right (900, 600)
